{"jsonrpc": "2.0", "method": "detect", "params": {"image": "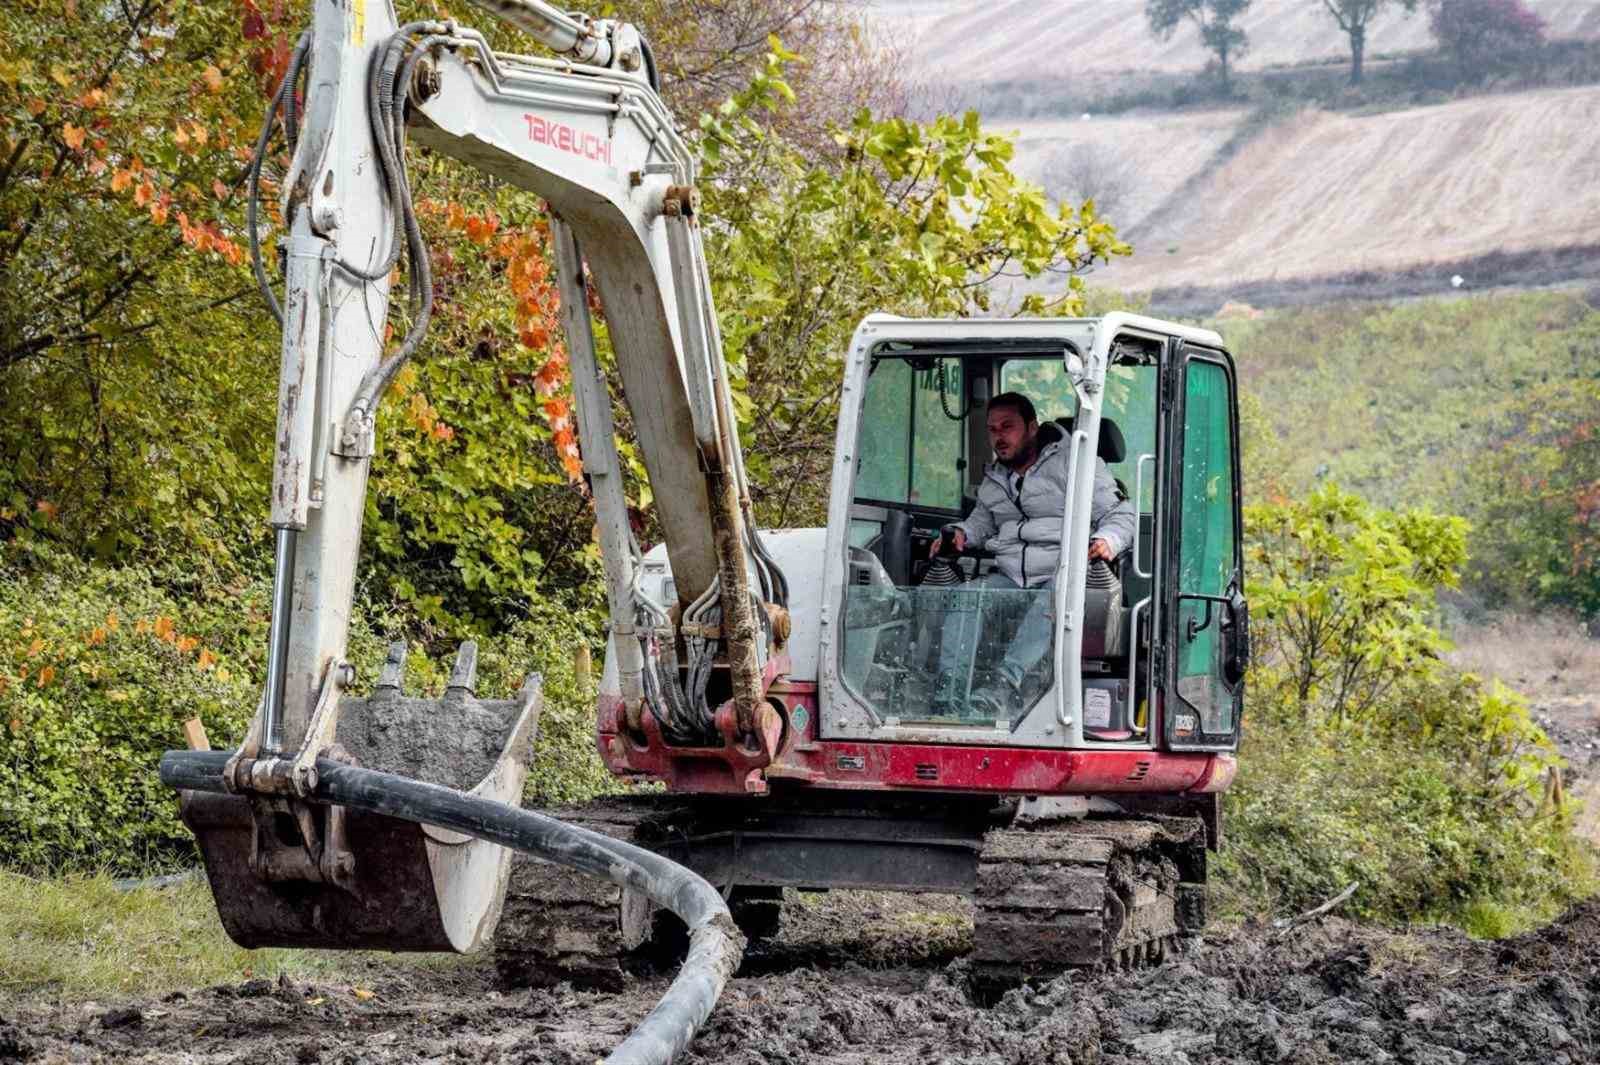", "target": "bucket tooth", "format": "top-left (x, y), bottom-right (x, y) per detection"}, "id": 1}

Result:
top-left (376, 640), bottom-right (408, 691)
top-left (446, 640), bottom-right (479, 697)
